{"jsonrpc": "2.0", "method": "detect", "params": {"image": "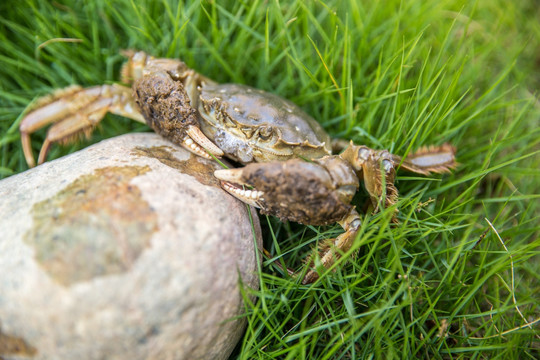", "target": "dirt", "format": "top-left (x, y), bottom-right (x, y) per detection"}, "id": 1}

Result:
top-left (133, 70), bottom-right (198, 146)
top-left (0, 329), bottom-right (37, 358)
top-left (131, 145), bottom-right (221, 187)
top-left (23, 165), bottom-right (158, 286)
